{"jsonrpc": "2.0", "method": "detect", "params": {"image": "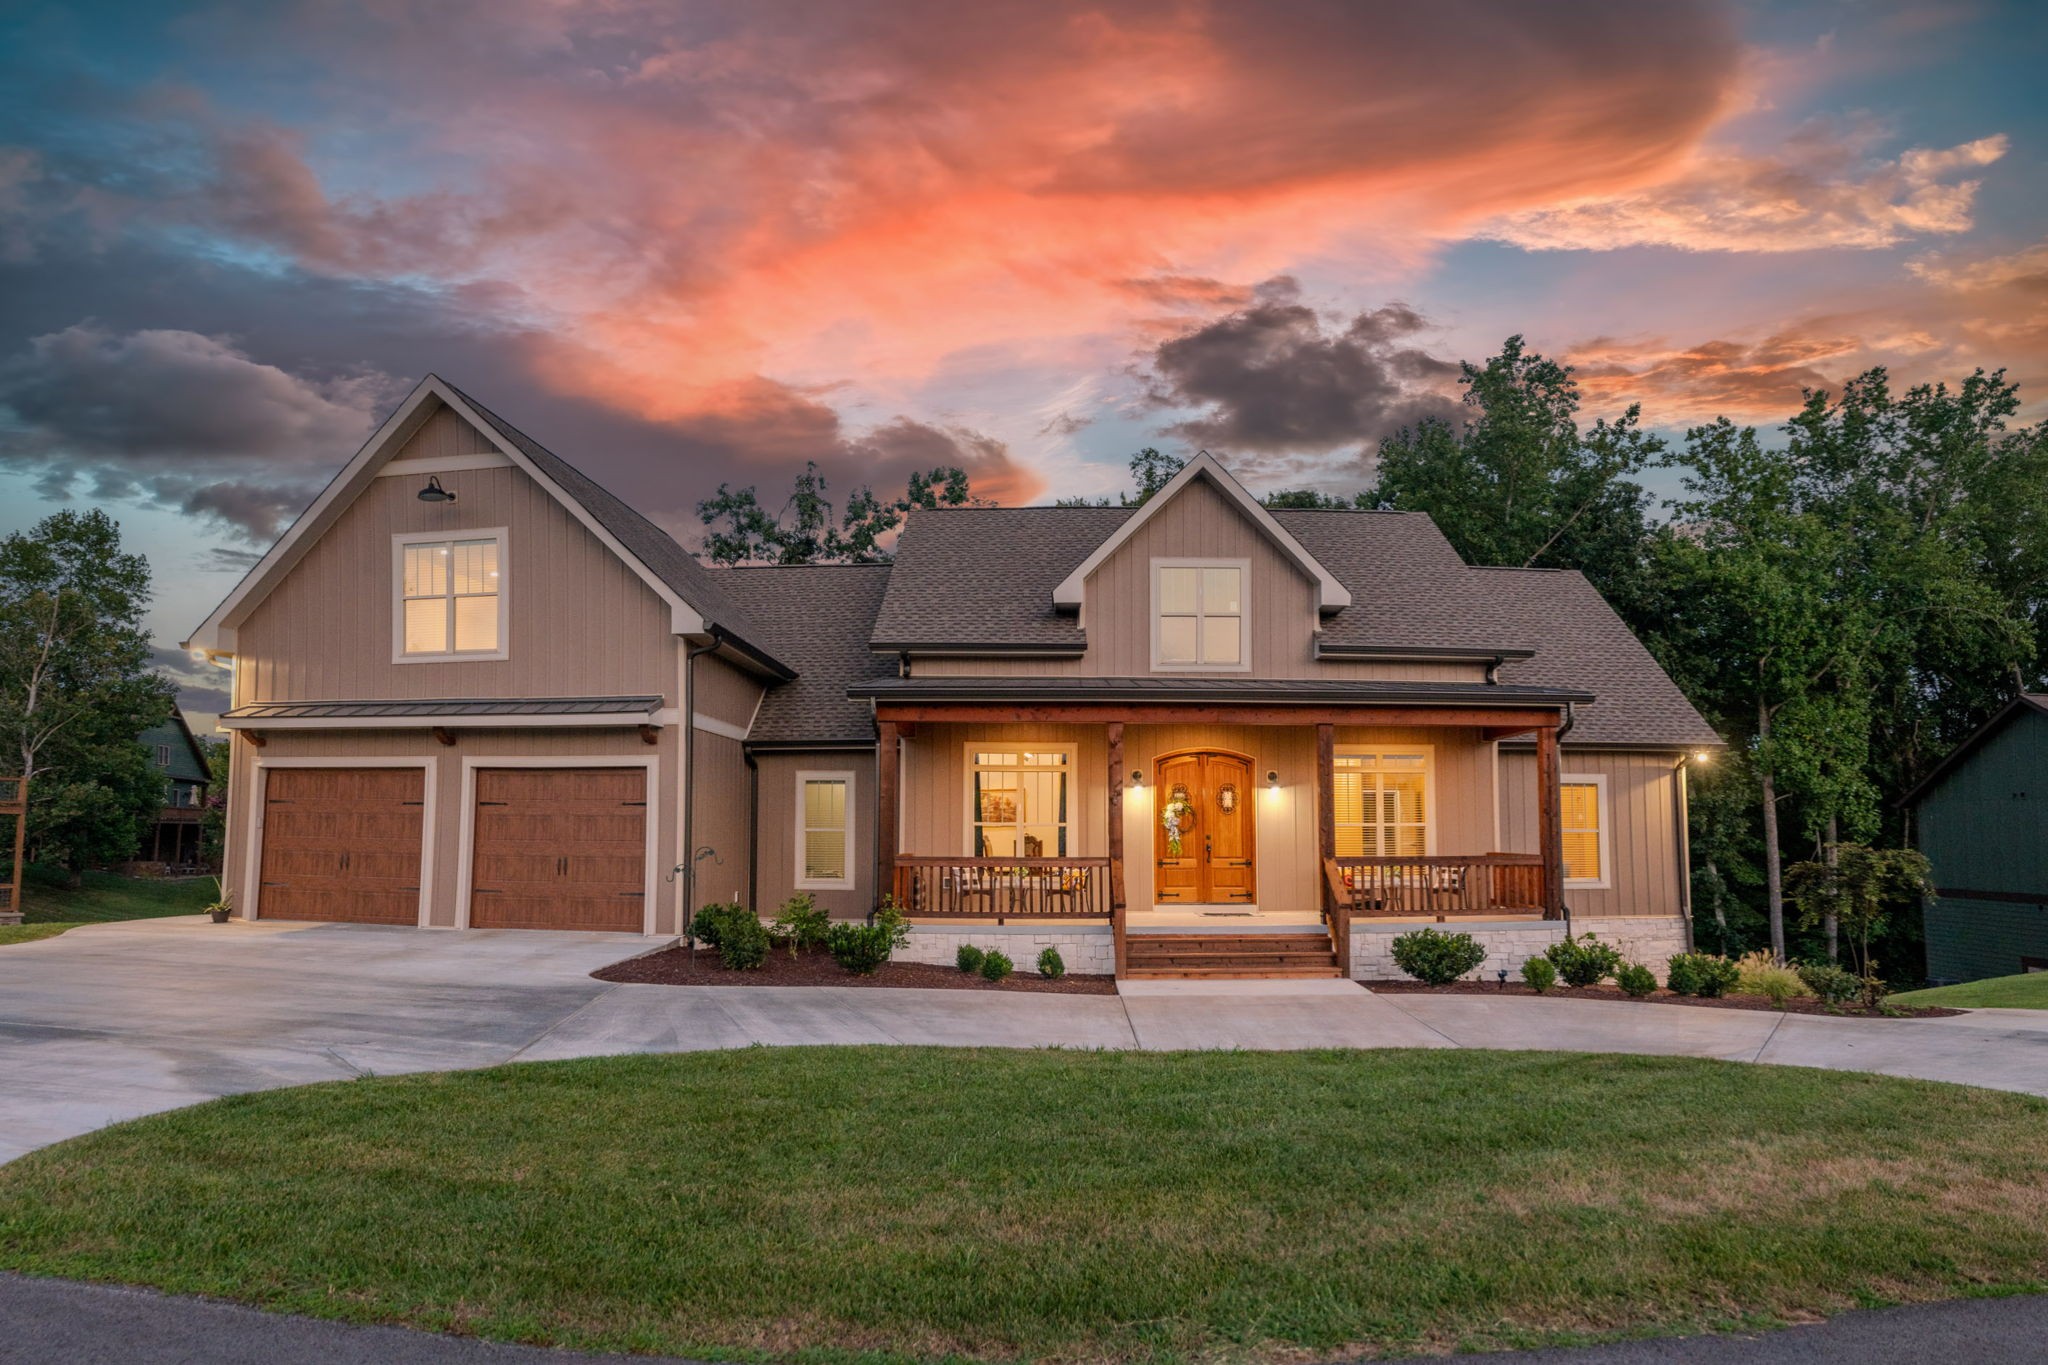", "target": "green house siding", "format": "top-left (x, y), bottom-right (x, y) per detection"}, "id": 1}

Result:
top-left (138, 717), bottom-right (210, 786)
top-left (1915, 706), bottom-right (2048, 983)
